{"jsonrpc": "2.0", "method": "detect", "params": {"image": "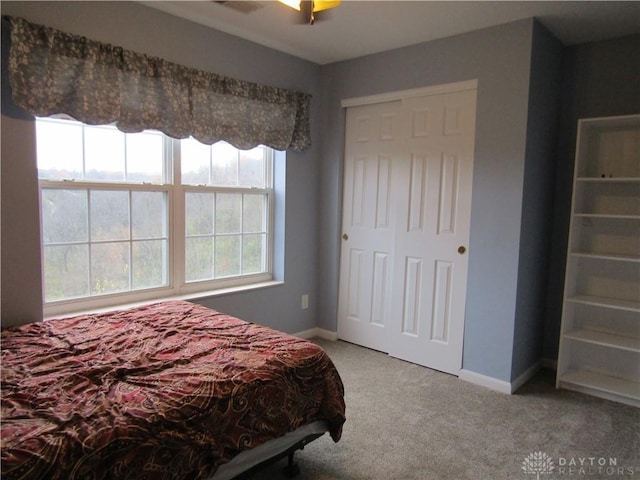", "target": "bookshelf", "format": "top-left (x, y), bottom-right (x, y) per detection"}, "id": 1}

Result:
top-left (556, 114), bottom-right (640, 407)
